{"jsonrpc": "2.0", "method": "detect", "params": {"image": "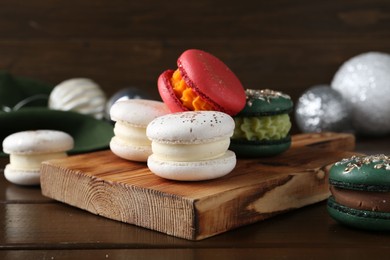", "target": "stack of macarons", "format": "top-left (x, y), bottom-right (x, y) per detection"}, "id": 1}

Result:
top-left (327, 154), bottom-right (390, 231)
top-left (230, 89), bottom-right (293, 158)
top-left (2, 130), bottom-right (74, 185)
